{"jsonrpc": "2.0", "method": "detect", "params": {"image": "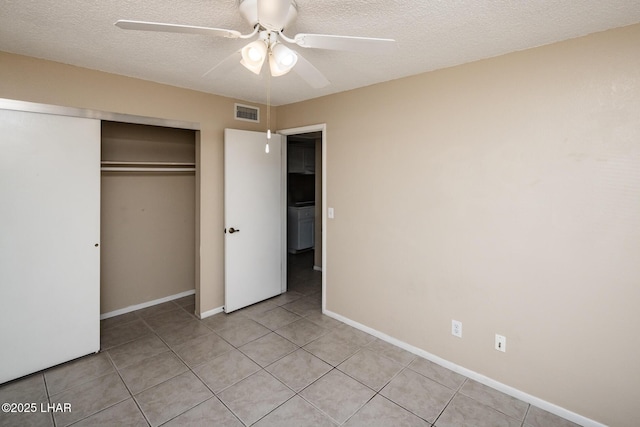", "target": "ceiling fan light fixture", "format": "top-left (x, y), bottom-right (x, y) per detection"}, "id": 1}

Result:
top-left (247, 46), bottom-right (263, 62)
top-left (269, 43), bottom-right (298, 76)
top-left (115, 0), bottom-right (394, 89)
top-left (240, 40), bottom-right (267, 74)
